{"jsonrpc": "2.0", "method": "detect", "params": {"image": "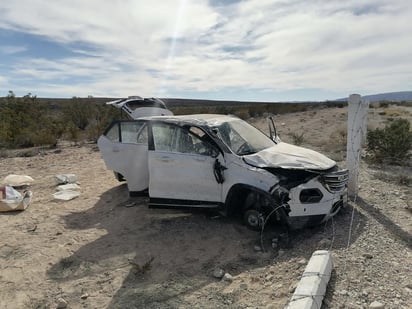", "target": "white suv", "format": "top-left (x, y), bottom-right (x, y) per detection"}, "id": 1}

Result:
top-left (98, 98), bottom-right (348, 229)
